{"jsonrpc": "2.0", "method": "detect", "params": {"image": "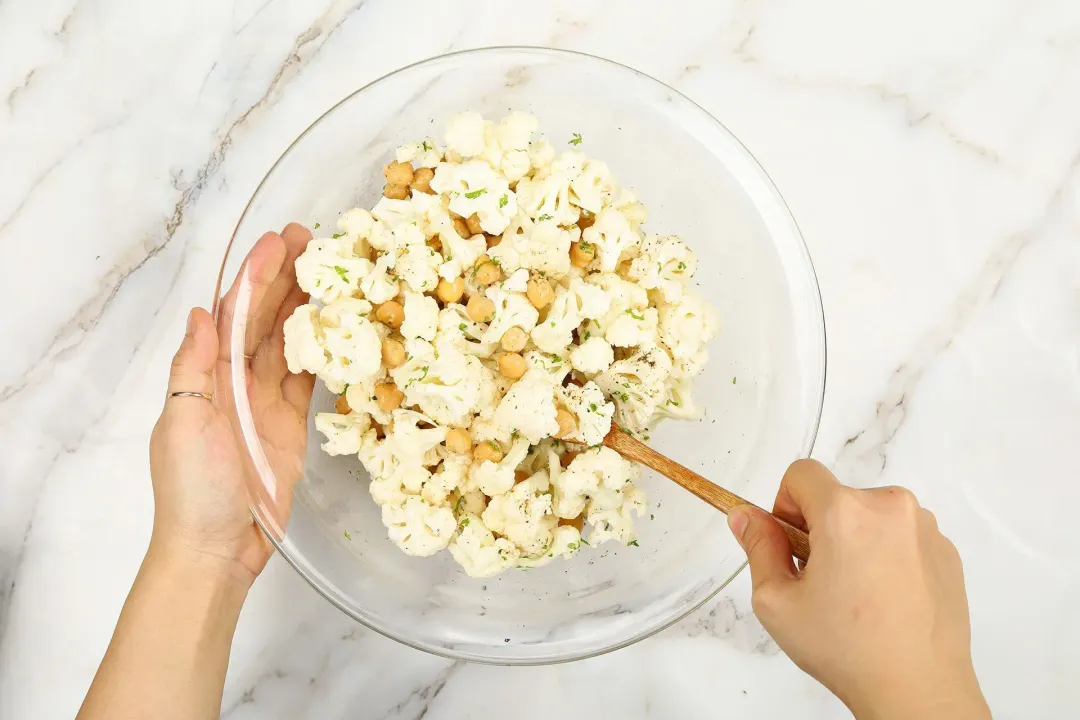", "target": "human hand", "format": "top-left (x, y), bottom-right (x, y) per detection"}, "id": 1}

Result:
top-left (149, 224), bottom-right (314, 587)
top-left (728, 460), bottom-right (990, 720)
